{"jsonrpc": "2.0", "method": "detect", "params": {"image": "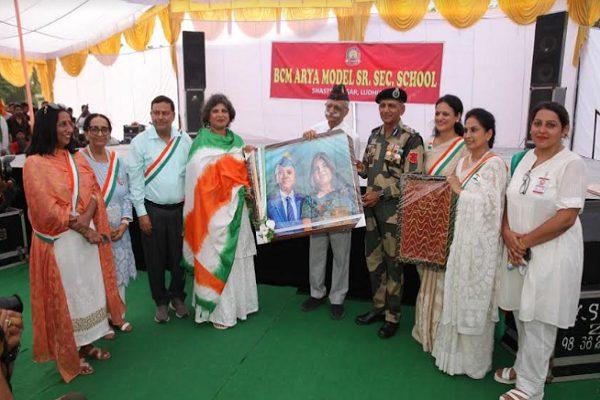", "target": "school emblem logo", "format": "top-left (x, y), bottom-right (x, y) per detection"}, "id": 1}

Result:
top-left (345, 46), bottom-right (361, 66)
